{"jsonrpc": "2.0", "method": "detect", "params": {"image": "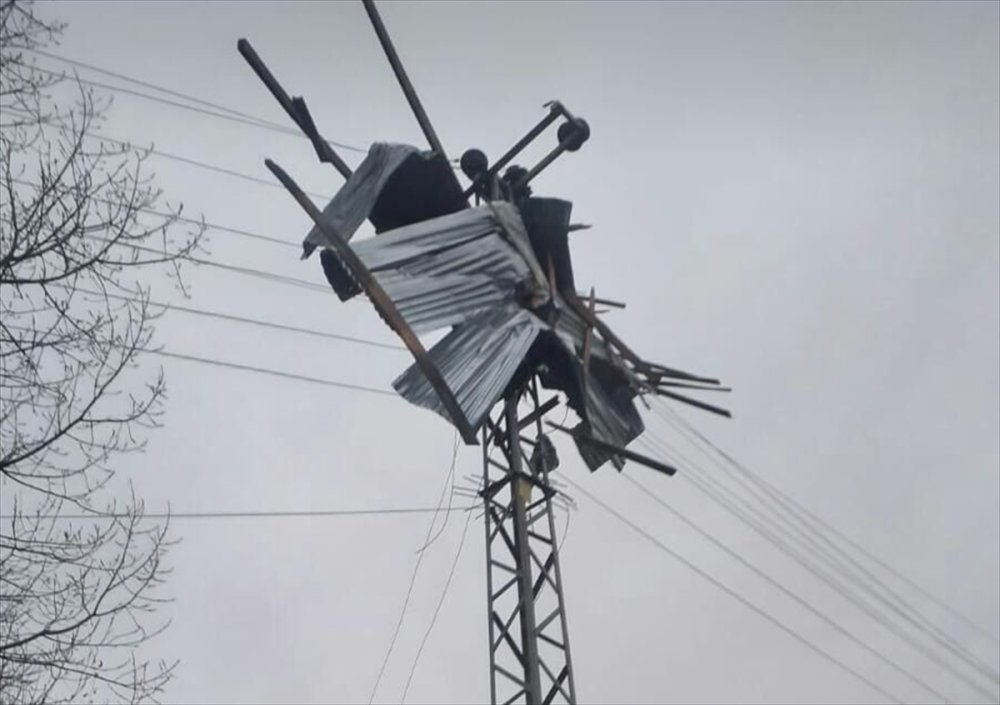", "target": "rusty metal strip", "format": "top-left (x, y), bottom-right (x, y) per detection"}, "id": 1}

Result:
top-left (265, 159), bottom-right (477, 444)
